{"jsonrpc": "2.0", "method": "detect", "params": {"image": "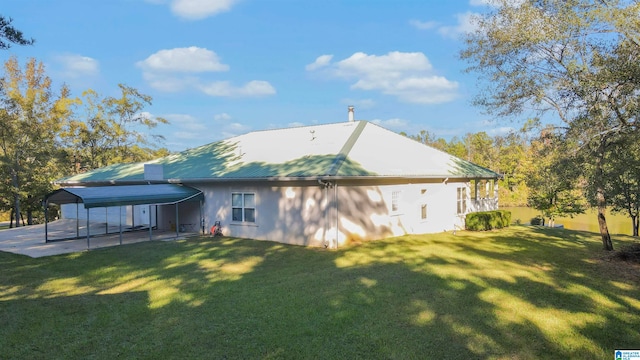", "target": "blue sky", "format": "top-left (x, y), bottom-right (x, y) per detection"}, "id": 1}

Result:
top-left (3, 0), bottom-right (517, 151)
